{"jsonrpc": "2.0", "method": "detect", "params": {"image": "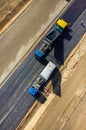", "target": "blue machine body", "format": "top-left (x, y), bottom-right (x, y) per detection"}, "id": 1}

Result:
top-left (35, 50), bottom-right (44, 58)
top-left (28, 86), bottom-right (38, 96)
